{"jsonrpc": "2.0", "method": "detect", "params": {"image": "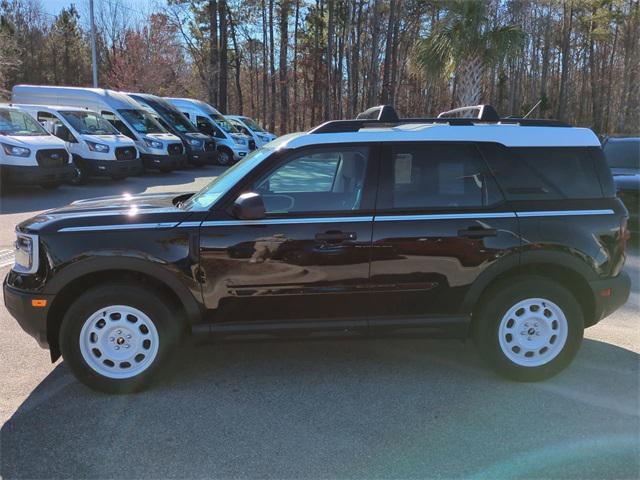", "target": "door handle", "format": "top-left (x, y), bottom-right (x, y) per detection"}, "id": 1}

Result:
top-left (458, 227), bottom-right (497, 238)
top-left (315, 231), bottom-right (357, 242)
